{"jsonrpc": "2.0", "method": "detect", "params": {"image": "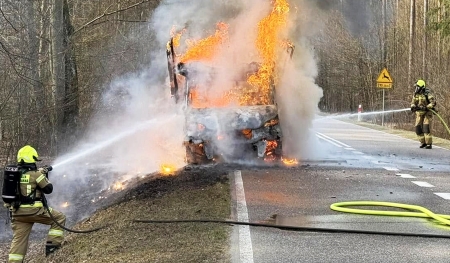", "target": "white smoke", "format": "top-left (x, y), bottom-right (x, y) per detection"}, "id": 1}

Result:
top-left (47, 0), bottom-right (326, 219)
